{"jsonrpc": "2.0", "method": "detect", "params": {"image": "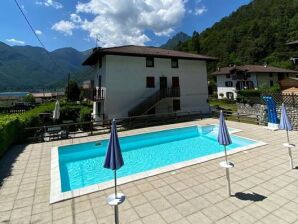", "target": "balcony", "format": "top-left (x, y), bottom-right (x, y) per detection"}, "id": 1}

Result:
top-left (93, 87), bottom-right (106, 101)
